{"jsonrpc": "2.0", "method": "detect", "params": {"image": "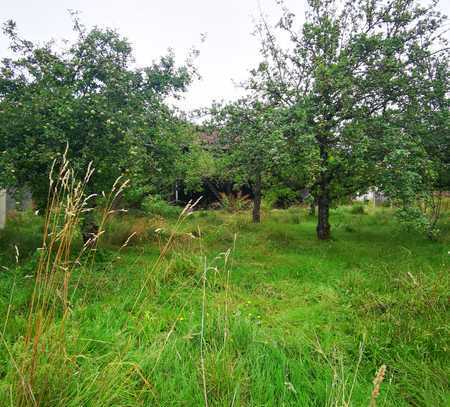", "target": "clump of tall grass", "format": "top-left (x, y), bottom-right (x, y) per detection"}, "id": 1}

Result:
top-left (195, 210), bottom-right (223, 226)
top-left (162, 253), bottom-right (201, 284)
top-left (102, 215), bottom-right (166, 247)
top-left (131, 197), bottom-right (202, 308)
top-left (219, 192), bottom-right (251, 212)
top-left (0, 151), bottom-right (128, 406)
top-left (350, 204), bottom-right (366, 215)
top-left (142, 194), bottom-right (182, 219)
